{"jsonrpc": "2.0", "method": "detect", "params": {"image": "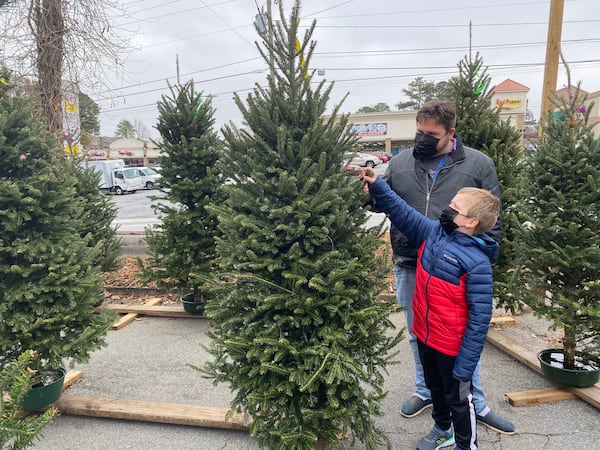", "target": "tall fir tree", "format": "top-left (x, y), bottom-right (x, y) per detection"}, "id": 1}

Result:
top-left (511, 81), bottom-right (600, 368)
top-left (447, 52), bottom-right (525, 311)
top-left (0, 71), bottom-right (114, 375)
top-left (201, 2), bottom-right (401, 449)
top-left (139, 80), bottom-right (224, 300)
